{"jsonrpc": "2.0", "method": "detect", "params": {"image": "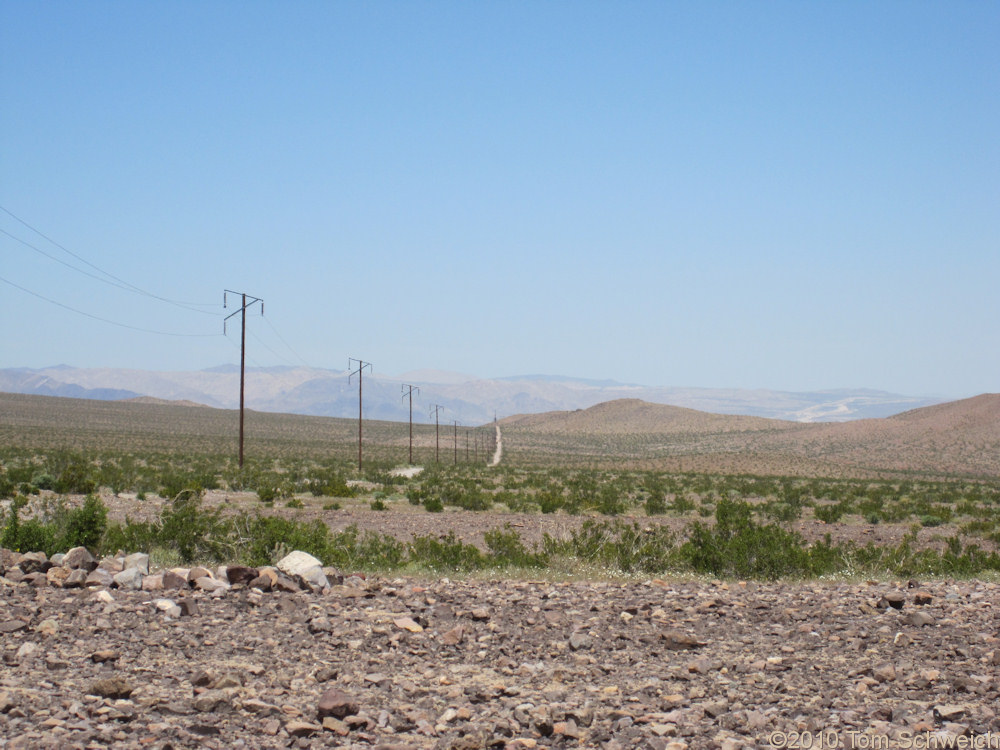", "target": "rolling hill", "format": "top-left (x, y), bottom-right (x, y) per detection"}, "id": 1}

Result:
top-left (0, 391), bottom-right (995, 479)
